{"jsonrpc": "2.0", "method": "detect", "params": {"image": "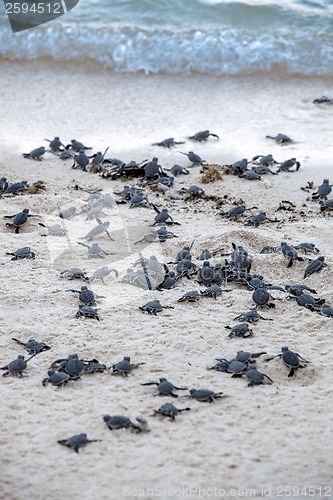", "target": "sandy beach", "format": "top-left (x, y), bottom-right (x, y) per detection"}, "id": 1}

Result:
top-left (0, 61), bottom-right (333, 499)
